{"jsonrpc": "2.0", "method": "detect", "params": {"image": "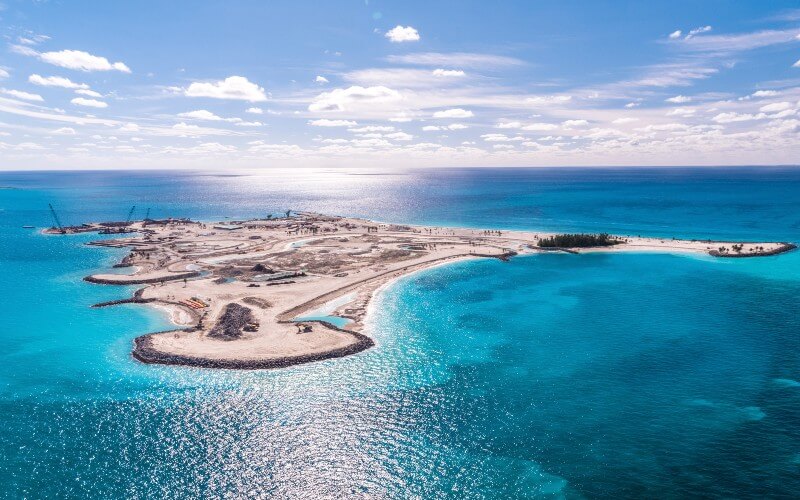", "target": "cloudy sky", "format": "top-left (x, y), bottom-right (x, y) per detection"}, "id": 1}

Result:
top-left (1, 0), bottom-right (800, 169)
